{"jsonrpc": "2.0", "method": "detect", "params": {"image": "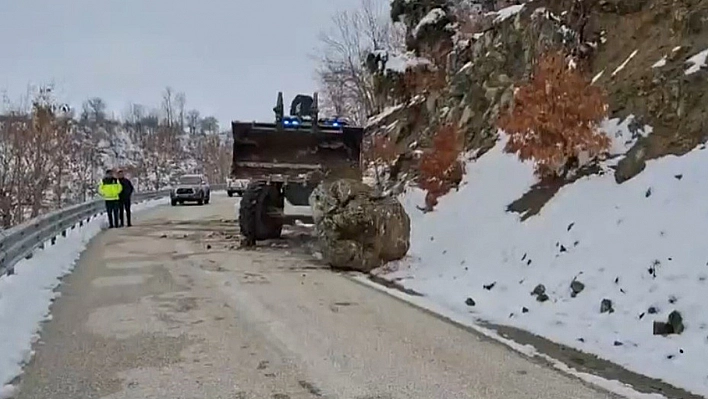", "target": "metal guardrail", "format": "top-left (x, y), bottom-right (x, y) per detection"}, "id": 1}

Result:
top-left (0, 184), bottom-right (225, 277)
